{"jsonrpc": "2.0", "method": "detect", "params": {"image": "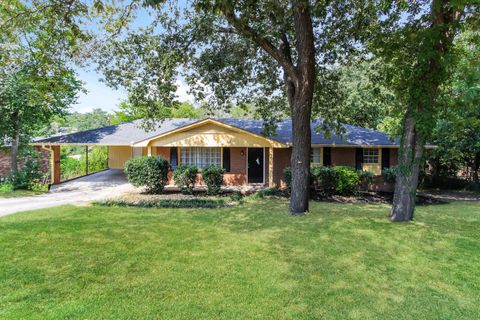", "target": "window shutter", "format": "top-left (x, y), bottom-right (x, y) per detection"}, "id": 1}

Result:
top-left (170, 147), bottom-right (178, 170)
top-left (223, 148), bottom-right (231, 172)
top-left (323, 147), bottom-right (332, 166)
top-left (382, 148), bottom-right (390, 170)
top-left (355, 148), bottom-right (363, 170)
